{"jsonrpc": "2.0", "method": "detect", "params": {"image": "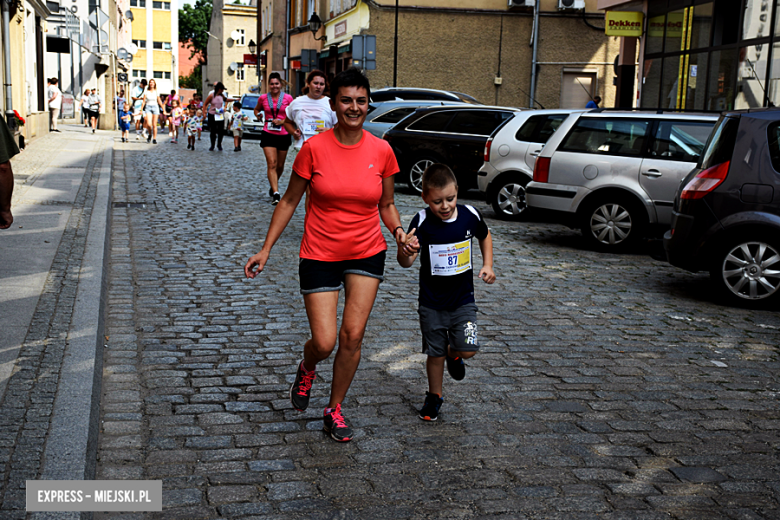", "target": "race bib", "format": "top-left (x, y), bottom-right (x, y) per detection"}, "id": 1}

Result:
top-left (303, 119), bottom-right (325, 134)
top-left (214, 108), bottom-right (224, 121)
top-left (267, 122), bottom-right (282, 132)
top-left (429, 240), bottom-right (472, 276)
